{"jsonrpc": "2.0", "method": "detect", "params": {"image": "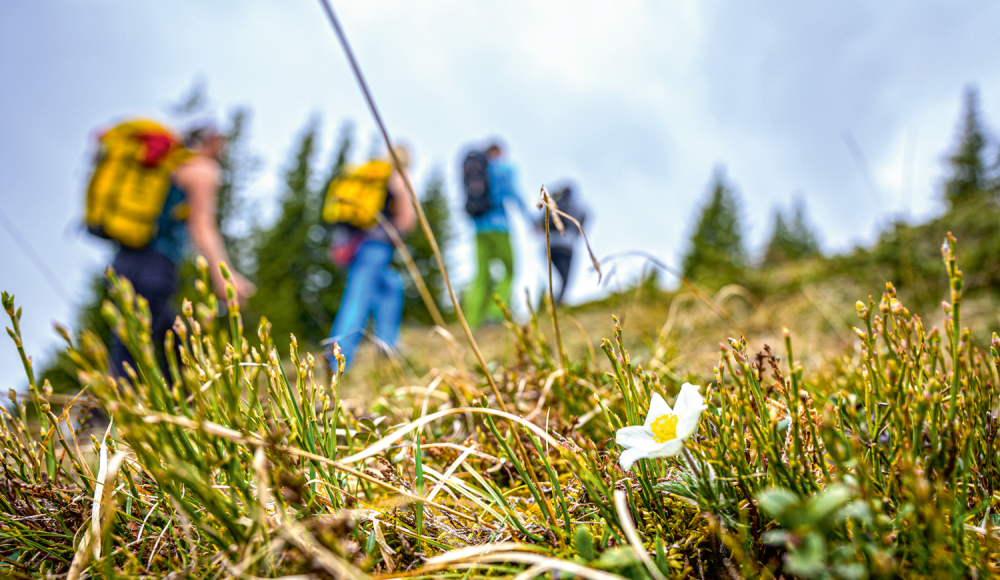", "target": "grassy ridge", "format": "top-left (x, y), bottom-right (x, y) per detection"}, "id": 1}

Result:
top-left (1, 236), bottom-right (999, 578)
